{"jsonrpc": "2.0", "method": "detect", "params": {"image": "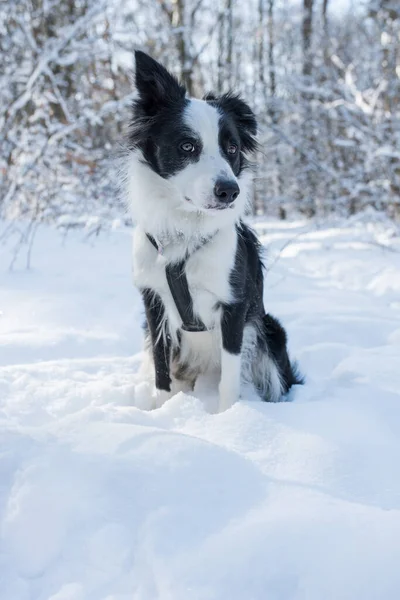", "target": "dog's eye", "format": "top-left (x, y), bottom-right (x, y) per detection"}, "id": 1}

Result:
top-left (227, 144), bottom-right (238, 155)
top-left (180, 141), bottom-right (195, 153)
